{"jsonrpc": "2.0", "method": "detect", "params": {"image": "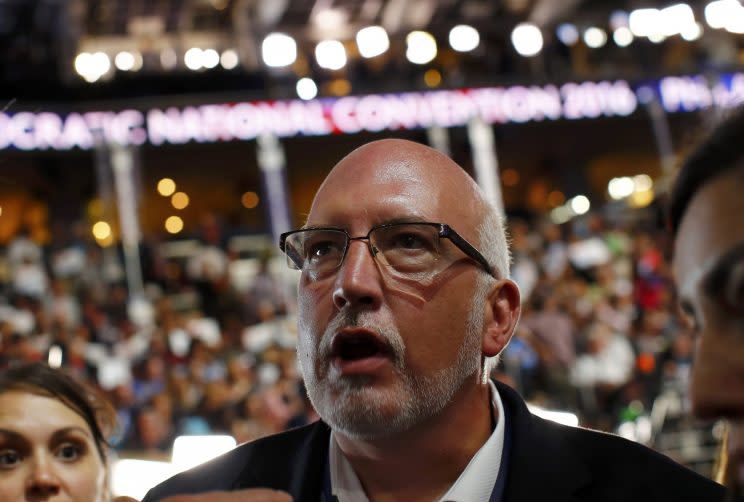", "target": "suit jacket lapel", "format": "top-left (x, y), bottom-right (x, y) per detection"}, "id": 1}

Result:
top-left (496, 381), bottom-right (591, 502)
top-left (233, 421), bottom-right (331, 502)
